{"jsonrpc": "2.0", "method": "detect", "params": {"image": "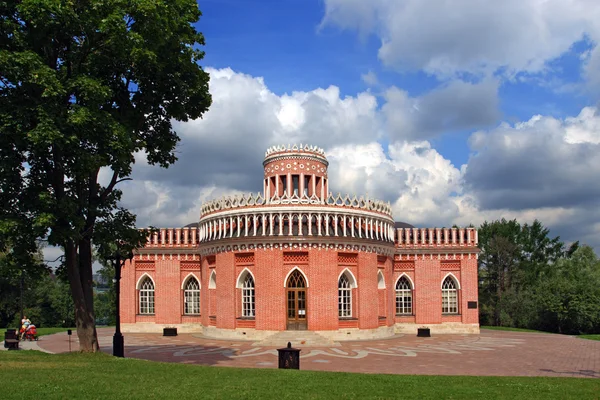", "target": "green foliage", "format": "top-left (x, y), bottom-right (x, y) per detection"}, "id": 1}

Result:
top-left (0, 352), bottom-right (598, 400)
top-left (478, 219), bottom-right (600, 334)
top-left (0, 243), bottom-right (49, 327)
top-left (9, 272), bottom-right (75, 328)
top-left (533, 246), bottom-right (600, 334)
top-left (1, 0), bottom-right (211, 349)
